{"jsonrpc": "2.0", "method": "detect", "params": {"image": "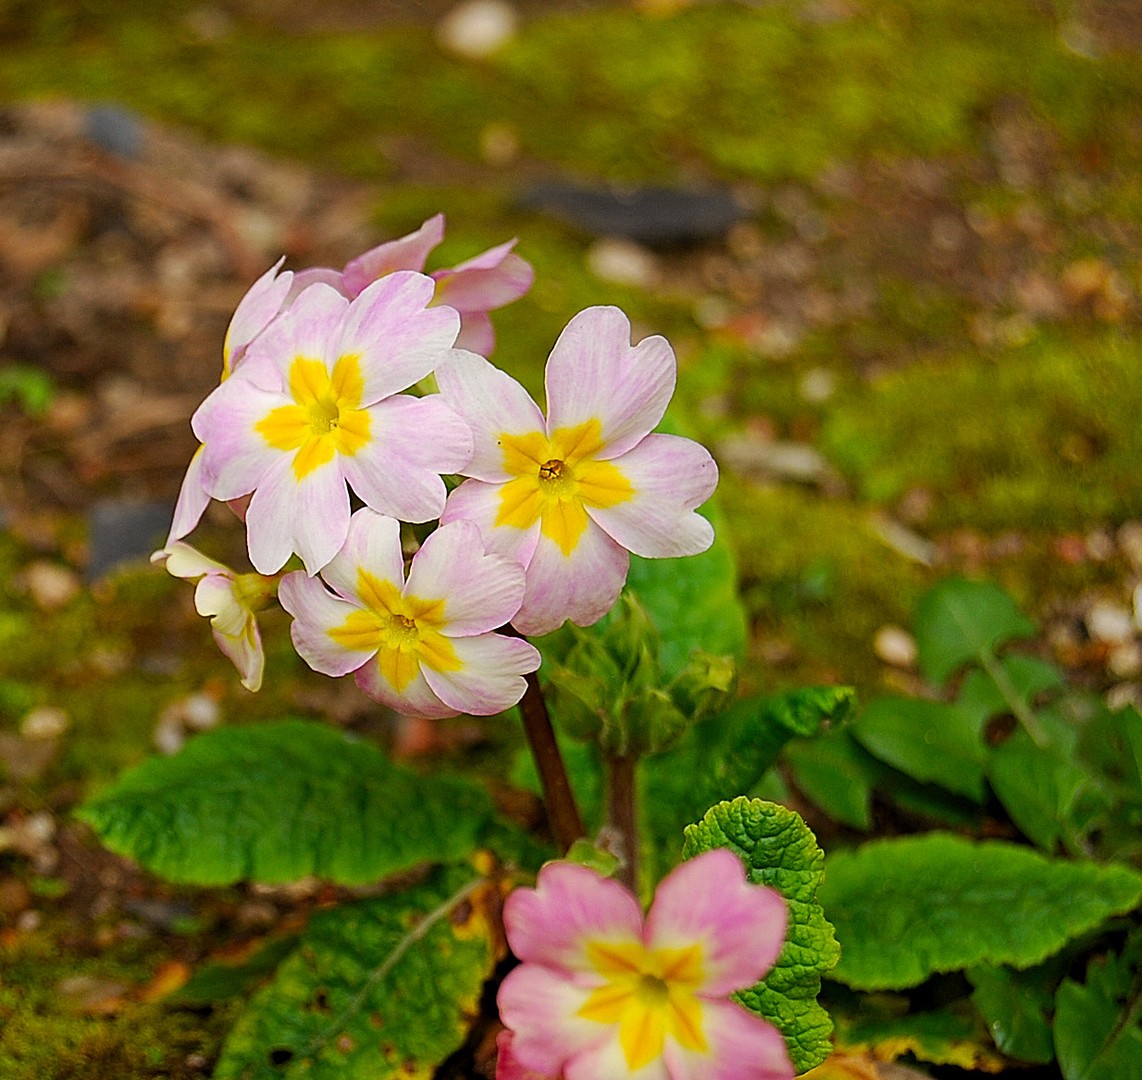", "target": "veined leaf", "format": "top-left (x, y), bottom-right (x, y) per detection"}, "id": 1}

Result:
top-left (215, 864), bottom-right (502, 1079)
top-left (820, 833), bottom-right (1142, 990)
top-left (1054, 944), bottom-right (1142, 1080)
top-left (914, 578), bottom-right (1035, 686)
top-left (682, 797), bottom-right (839, 1074)
top-left (77, 720), bottom-right (509, 885)
top-left (785, 729), bottom-right (886, 831)
top-left (968, 965), bottom-right (1055, 1065)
